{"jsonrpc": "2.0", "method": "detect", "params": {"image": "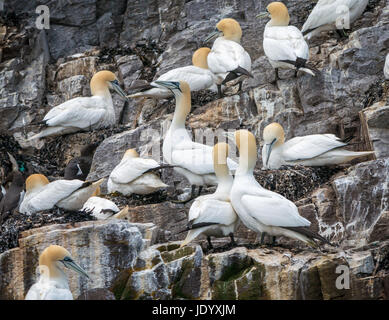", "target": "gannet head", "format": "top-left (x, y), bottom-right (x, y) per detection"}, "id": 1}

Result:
top-left (263, 122), bottom-right (285, 166)
top-left (25, 174), bottom-right (49, 193)
top-left (192, 47), bottom-right (211, 69)
top-left (153, 80), bottom-right (191, 115)
top-left (213, 142), bottom-right (229, 178)
top-left (39, 245), bottom-right (89, 280)
top-left (124, 148), bottom-right (139, 158)
top-left (205, 18), bottom-right (242, 43)
top-left (90, 70), bottom-right (128, 101)
top-left (256, 2), bottom-right (290, 26)
top-left (233, 130), bottom-right (257, 173)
